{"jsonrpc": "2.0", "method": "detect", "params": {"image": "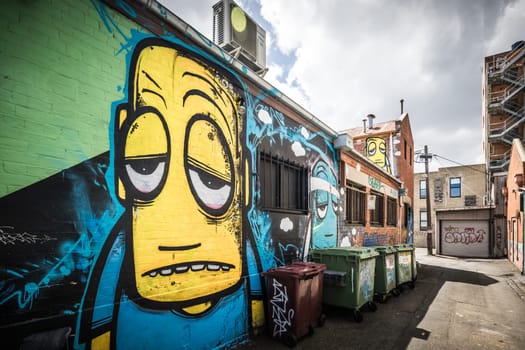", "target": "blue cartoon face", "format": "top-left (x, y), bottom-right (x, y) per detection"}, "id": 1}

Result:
top-left (310, 161), bottom-right (339, 248)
